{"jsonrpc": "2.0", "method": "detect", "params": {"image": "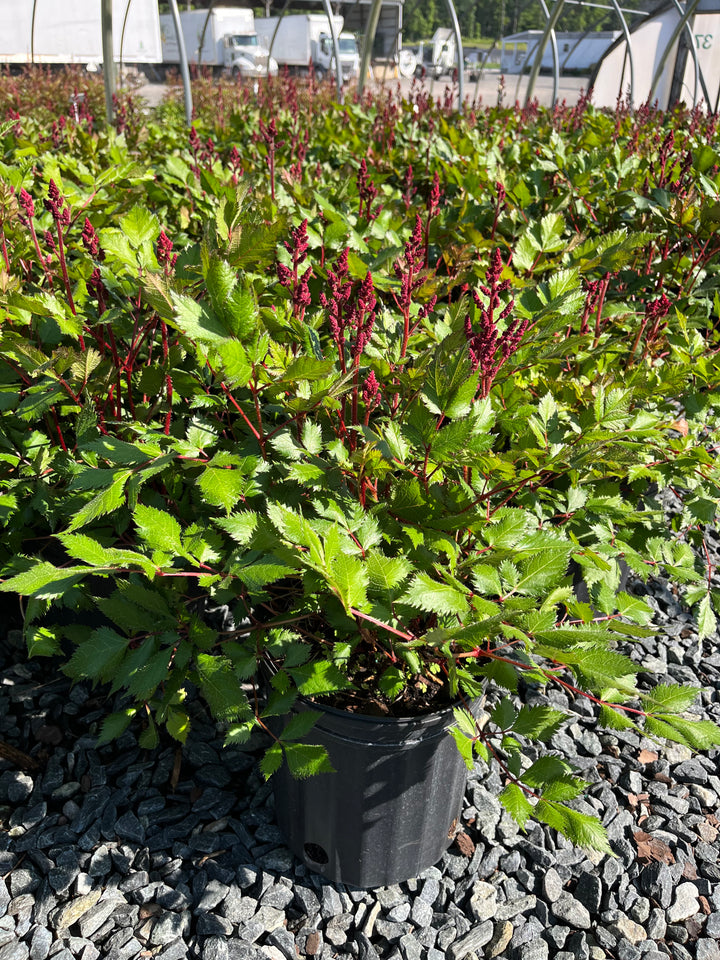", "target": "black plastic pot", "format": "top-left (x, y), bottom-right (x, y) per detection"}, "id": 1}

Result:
top-left (271, 697), bottom-right (474, 888)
